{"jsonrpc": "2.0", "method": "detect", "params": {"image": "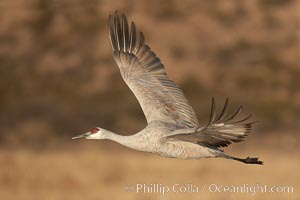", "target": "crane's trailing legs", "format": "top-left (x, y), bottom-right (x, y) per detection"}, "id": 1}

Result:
top-left (221, 154), bottom-right (263, 165)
